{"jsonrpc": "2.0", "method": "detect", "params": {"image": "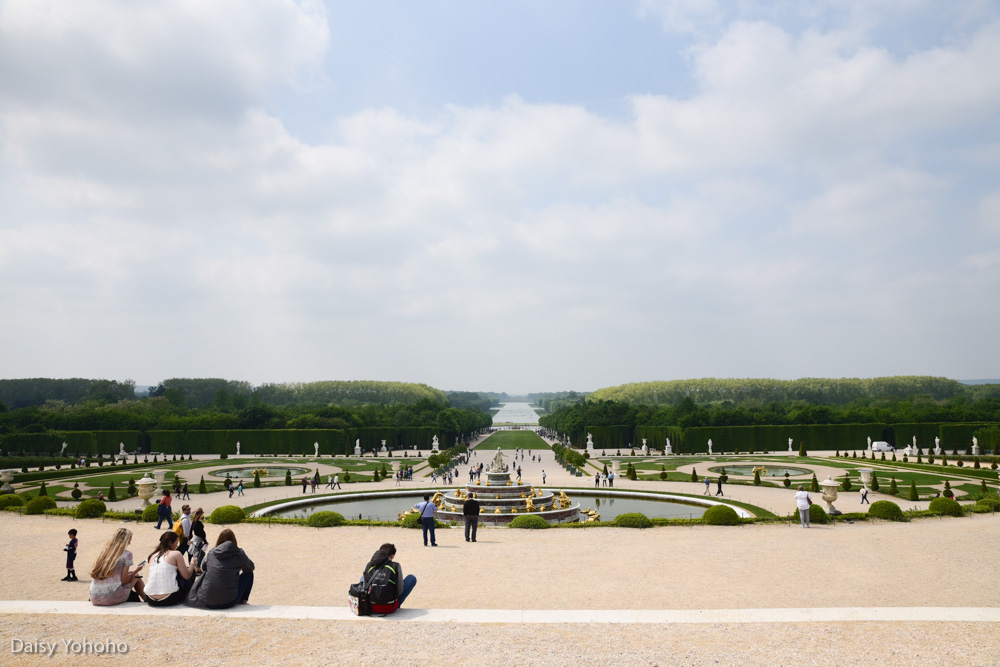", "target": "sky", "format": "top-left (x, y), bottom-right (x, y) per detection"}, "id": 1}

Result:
top-left (1, 0), bottom-right (999, 394)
